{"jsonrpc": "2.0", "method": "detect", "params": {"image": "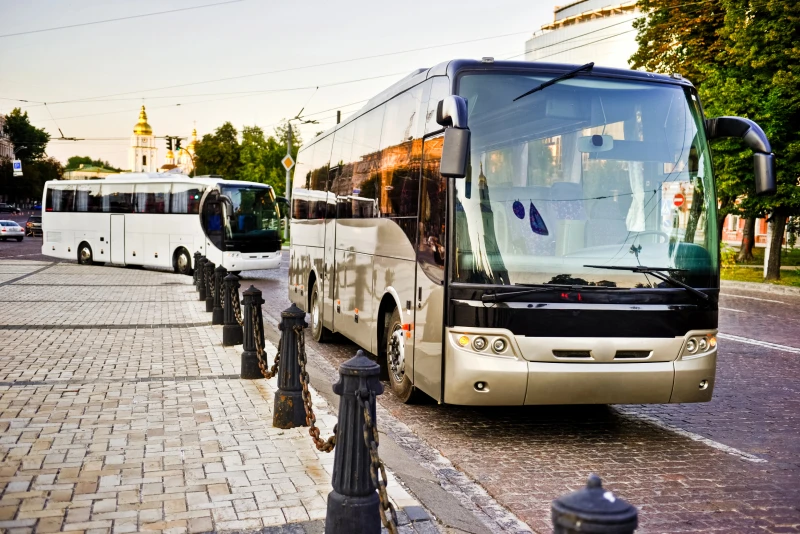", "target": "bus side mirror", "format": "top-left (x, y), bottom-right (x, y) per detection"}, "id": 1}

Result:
top-left (437, 96), bottom-right (470, 179)
top-left (276, 196), bottom-right (290, 217)
top-left (706, 116), bottom-right (776, 195)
